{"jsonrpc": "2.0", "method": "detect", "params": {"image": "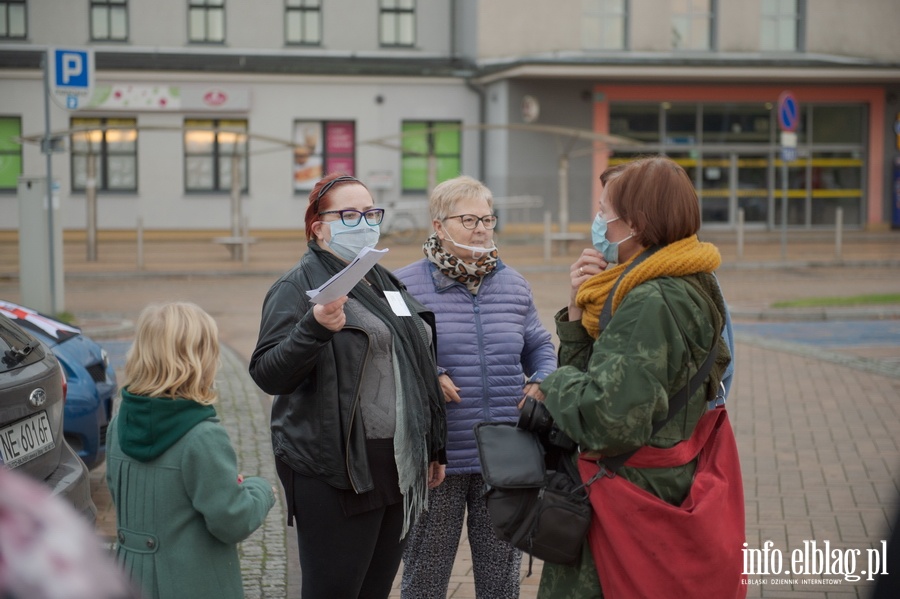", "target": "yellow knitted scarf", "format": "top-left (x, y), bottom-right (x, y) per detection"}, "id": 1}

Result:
top-left (577, 235), bottom-right (722, 338)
